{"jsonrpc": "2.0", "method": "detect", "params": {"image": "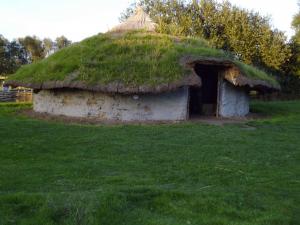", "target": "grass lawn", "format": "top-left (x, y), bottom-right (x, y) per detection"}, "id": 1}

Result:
top-left (0, 101), bottom-right (299, 225)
